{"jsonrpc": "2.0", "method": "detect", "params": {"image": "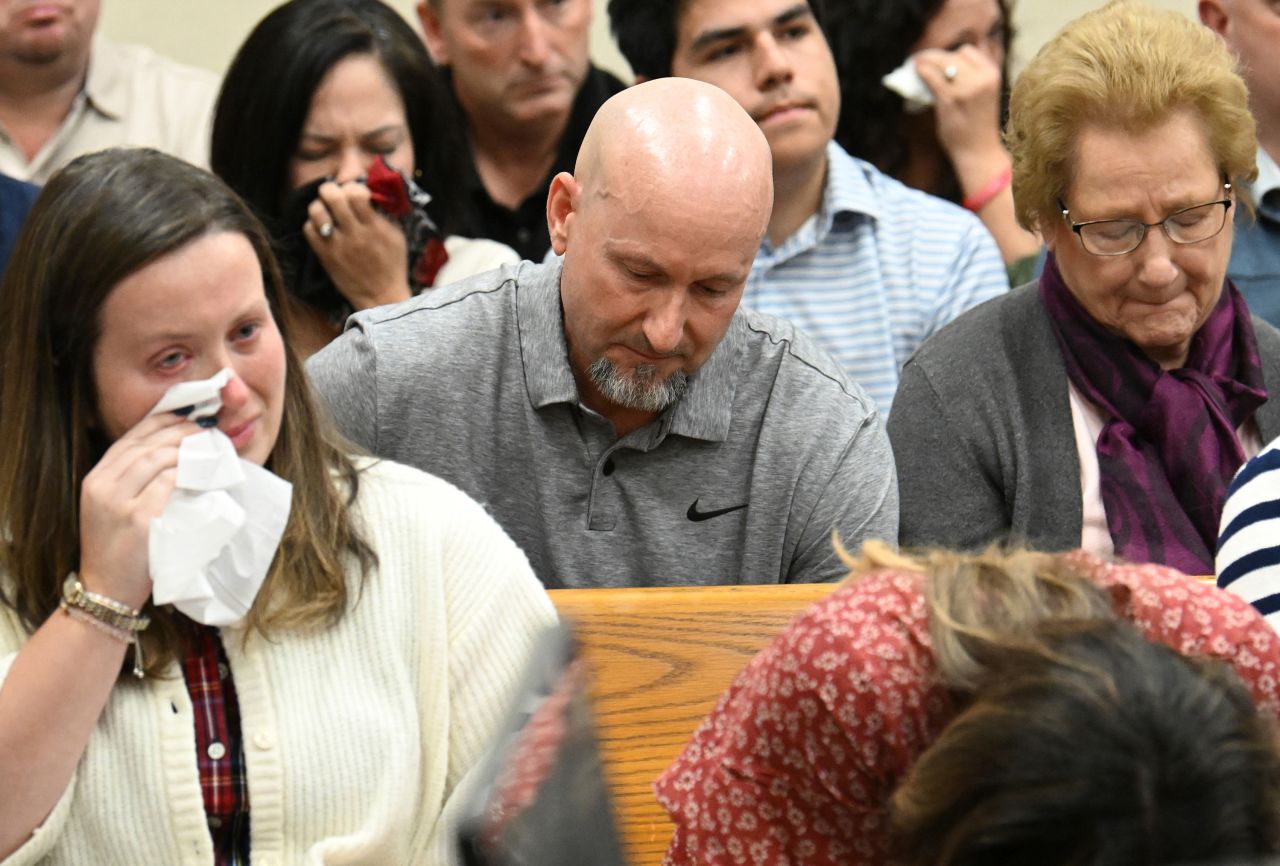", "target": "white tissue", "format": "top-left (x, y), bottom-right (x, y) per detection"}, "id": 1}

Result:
top-left (175, 431), bottom-right (246, 491)
top-left (882, 56), bottom-right (935, 113)
top-left (147, 369), bottom-right (293, 627)
top-left (150, 368), bottom-right (232, 419)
